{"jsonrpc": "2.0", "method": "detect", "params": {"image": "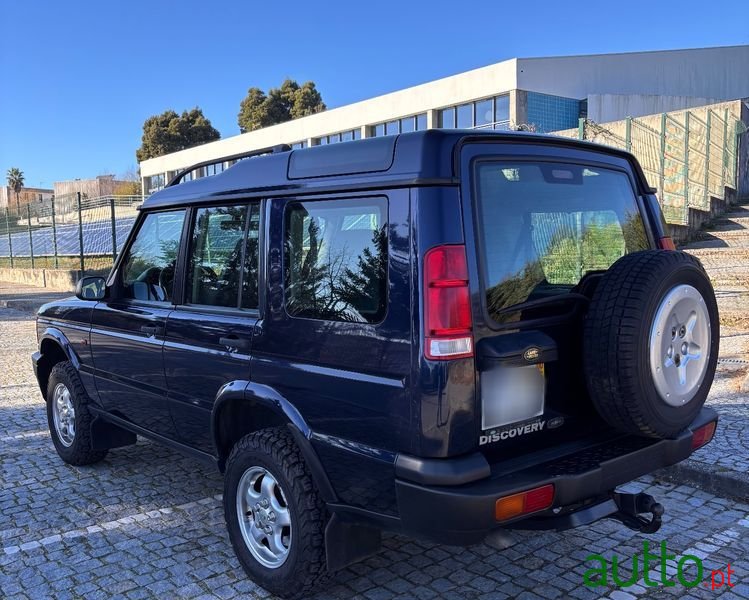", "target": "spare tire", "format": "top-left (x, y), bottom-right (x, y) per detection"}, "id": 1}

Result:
top-left (583, 250), bottom-right (719, 438)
